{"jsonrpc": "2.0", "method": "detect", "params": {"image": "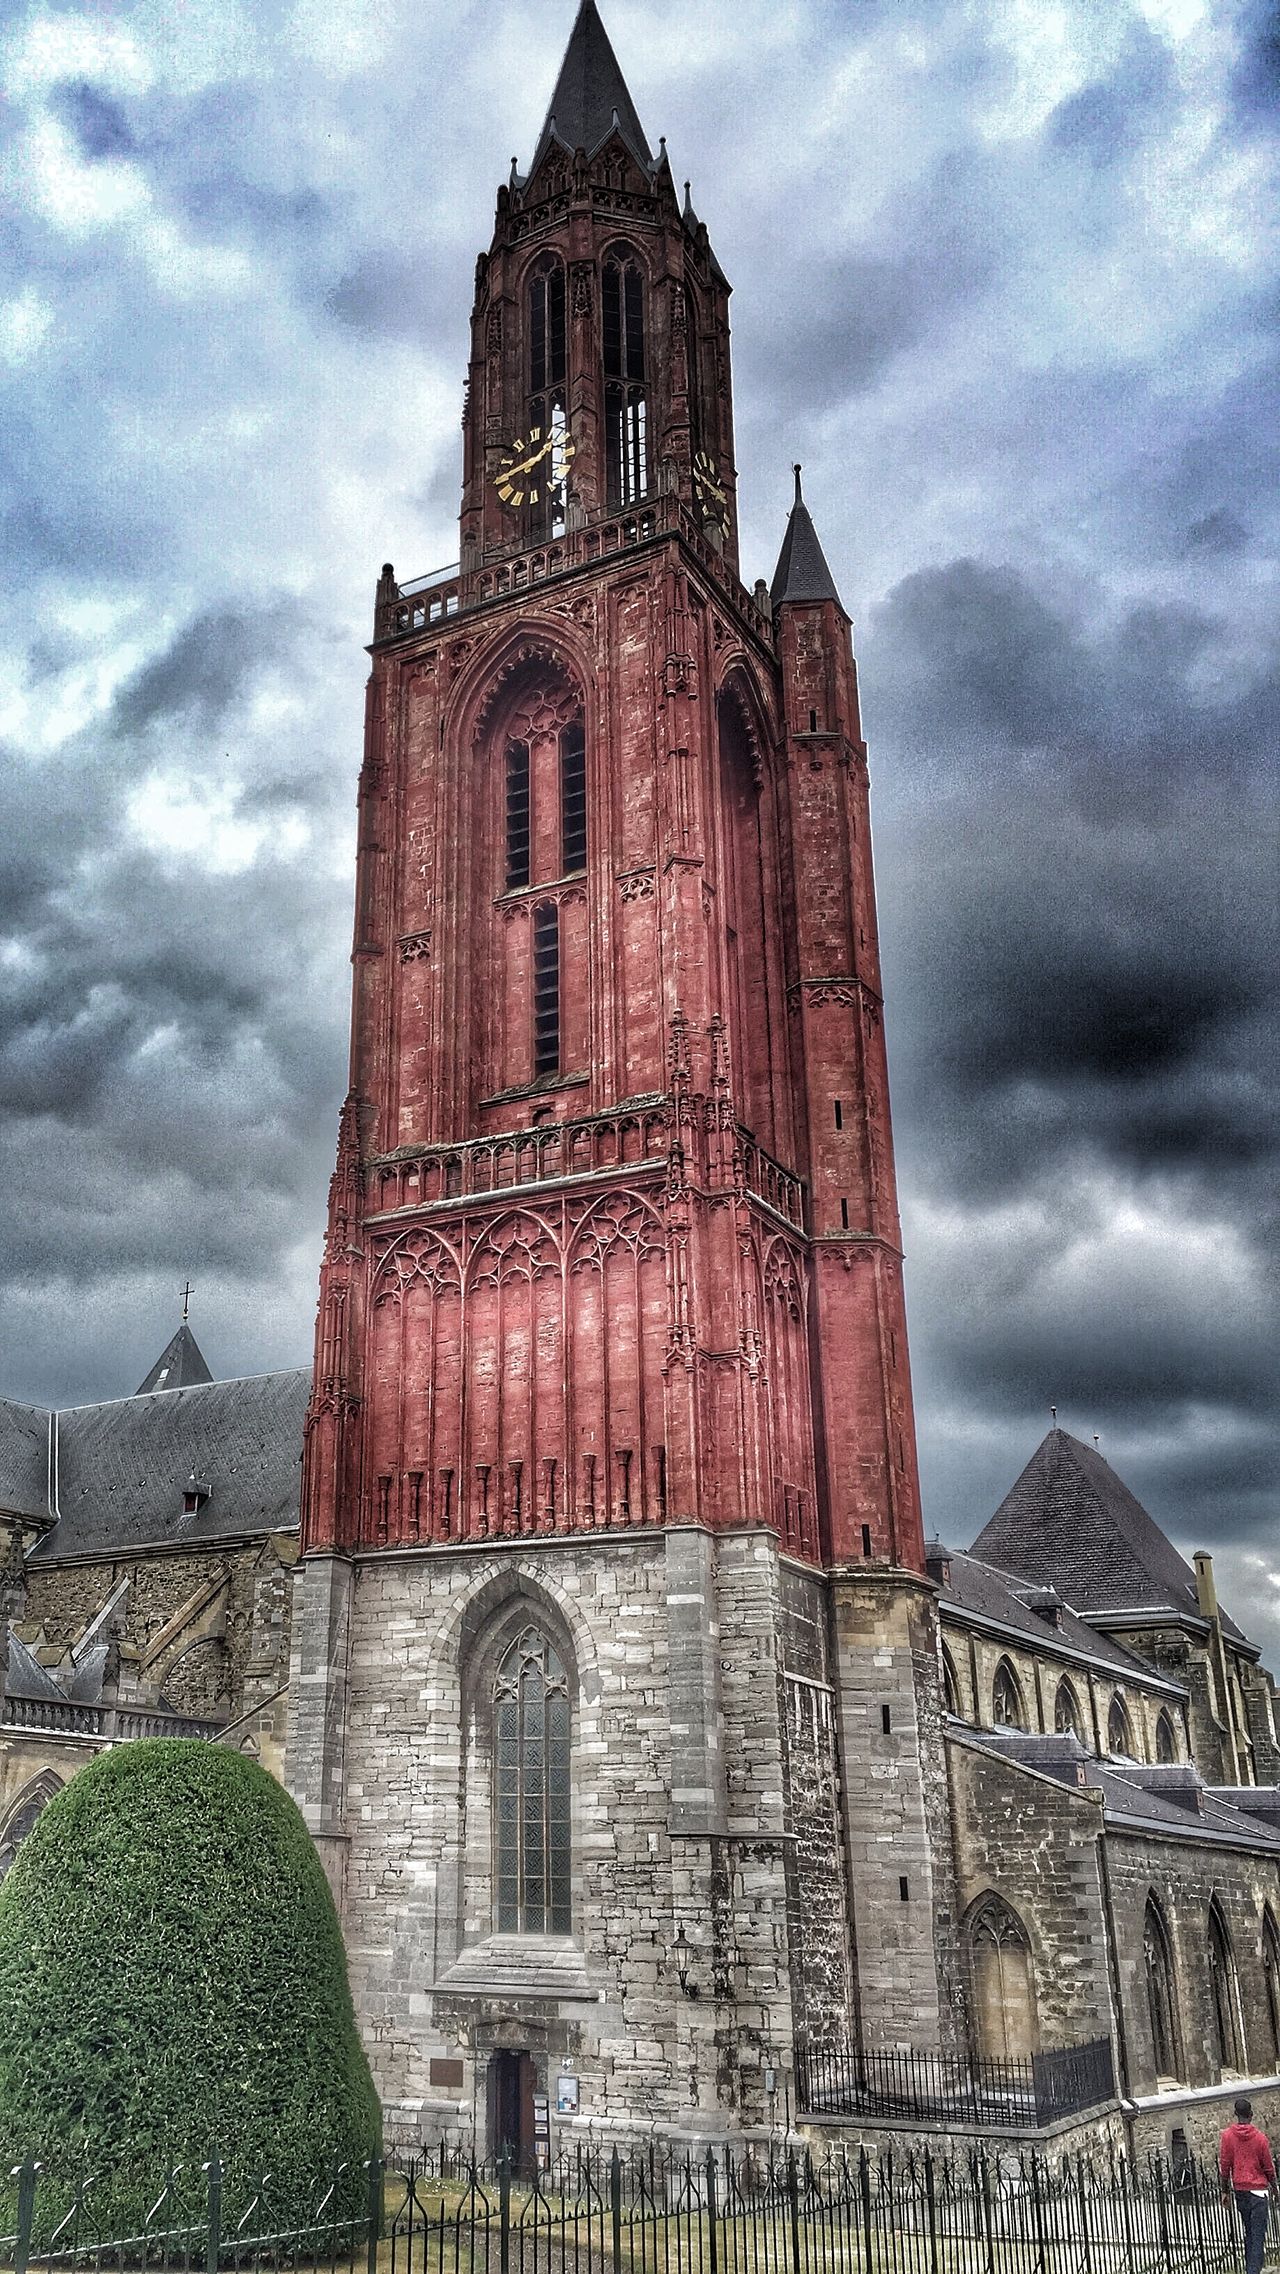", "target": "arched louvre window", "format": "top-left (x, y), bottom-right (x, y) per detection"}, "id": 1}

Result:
top-left (532, 903), bottom-right (560, 1077)
top-left (527, 256), bottom-right (570, 539)
top-left (1054, 1681), bottom-right (1082, 1740)
top-left (992, 1658), bottom-right (1026, 1730)
top-left (1208, 1900), bottom-right (1239, 2070)
top-left (1144, 1896), bottom-right (1179, 2080)
top-left (1108, 1694), bottom-right (1133, 1757)
top-left (494, 1628), bottom-right (571, 1935)
top-left (561, 718), bottom-right (586, 874)
top-left (505, 740), bottom-right (531, 889)
top-left (1263, 1910), bottom-right (1280, 2067)
top-left (1156, 1709), bottom-right (1177, 1764)
top-left (603, 245), bottom-right (647, 508)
